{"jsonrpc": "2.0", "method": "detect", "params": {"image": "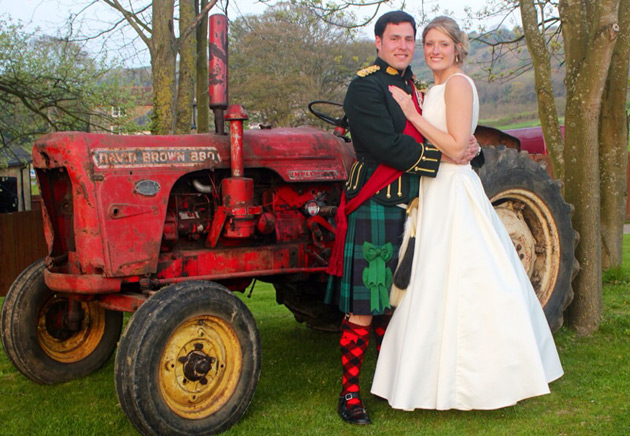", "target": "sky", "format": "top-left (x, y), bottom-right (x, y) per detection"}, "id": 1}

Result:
top-left (1, 0), bottom-right (520, 67)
